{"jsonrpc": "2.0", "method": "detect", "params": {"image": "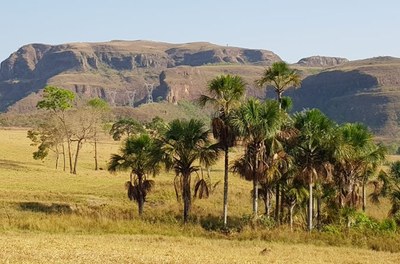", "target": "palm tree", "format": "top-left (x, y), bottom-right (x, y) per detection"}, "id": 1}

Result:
top-left (108, 134), bottom-right (162, 215)
top-left (292, 109), bottom-right (335, 231)
top-left (161, 119), bottom-right (219, 223)
top-left (334, 123), bottom-right (385, 209)
top-left (370, 161), bottom-right (400, 218)
top-left (388, 162), bottom-right (400, 217)
top-left (198, 74), bottom-right (246, 226)
top-left (231, 99), bottom-right (285, 216)
top-left (255, 61), bottom-right (301, 108)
